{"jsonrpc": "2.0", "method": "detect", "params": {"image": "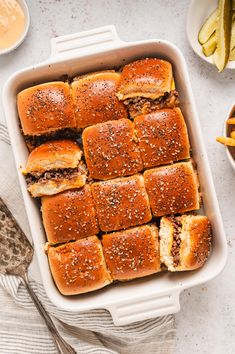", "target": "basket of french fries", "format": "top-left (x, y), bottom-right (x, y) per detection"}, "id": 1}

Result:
top-left (216, 105), bottom-right (235, 169)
